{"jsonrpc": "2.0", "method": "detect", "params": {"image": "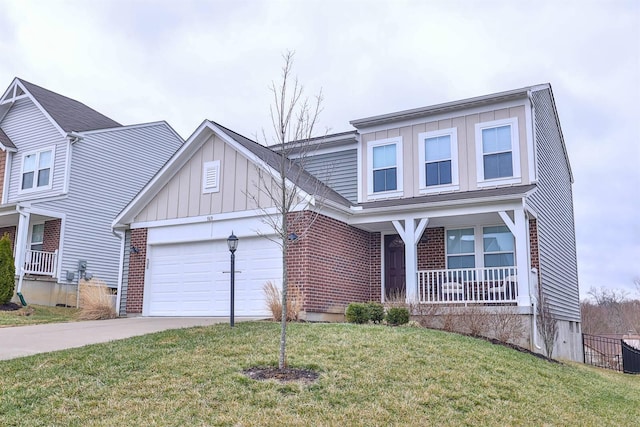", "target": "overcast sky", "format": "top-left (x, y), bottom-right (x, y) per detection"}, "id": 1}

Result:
top-left (0, 0), bottom-right (638, 298)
